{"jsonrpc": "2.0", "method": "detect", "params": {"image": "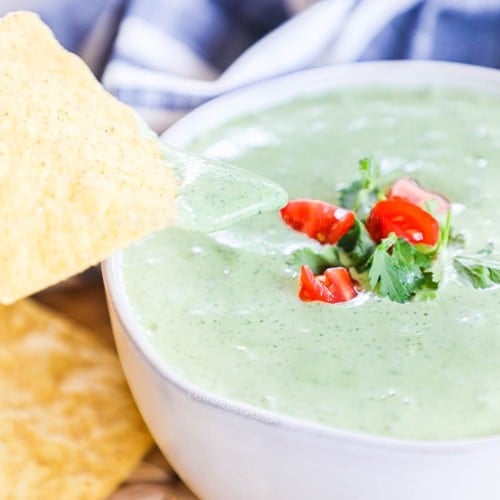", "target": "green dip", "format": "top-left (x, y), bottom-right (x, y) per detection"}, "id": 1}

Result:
top-left (122, 87), bottom-right (500, 441)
